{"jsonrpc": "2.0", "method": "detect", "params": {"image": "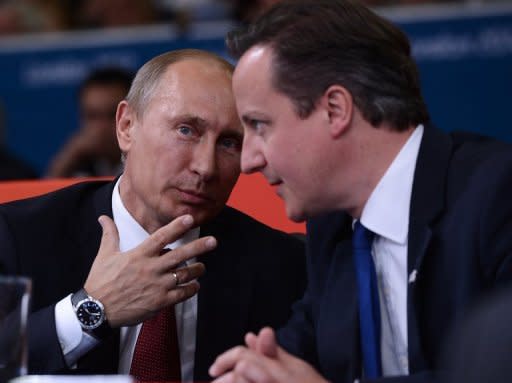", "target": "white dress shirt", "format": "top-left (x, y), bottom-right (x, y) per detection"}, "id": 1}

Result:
top-left (55, 176), bottom-right (199, 382)
top-left (359, 124), bottom-right (423, 376)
